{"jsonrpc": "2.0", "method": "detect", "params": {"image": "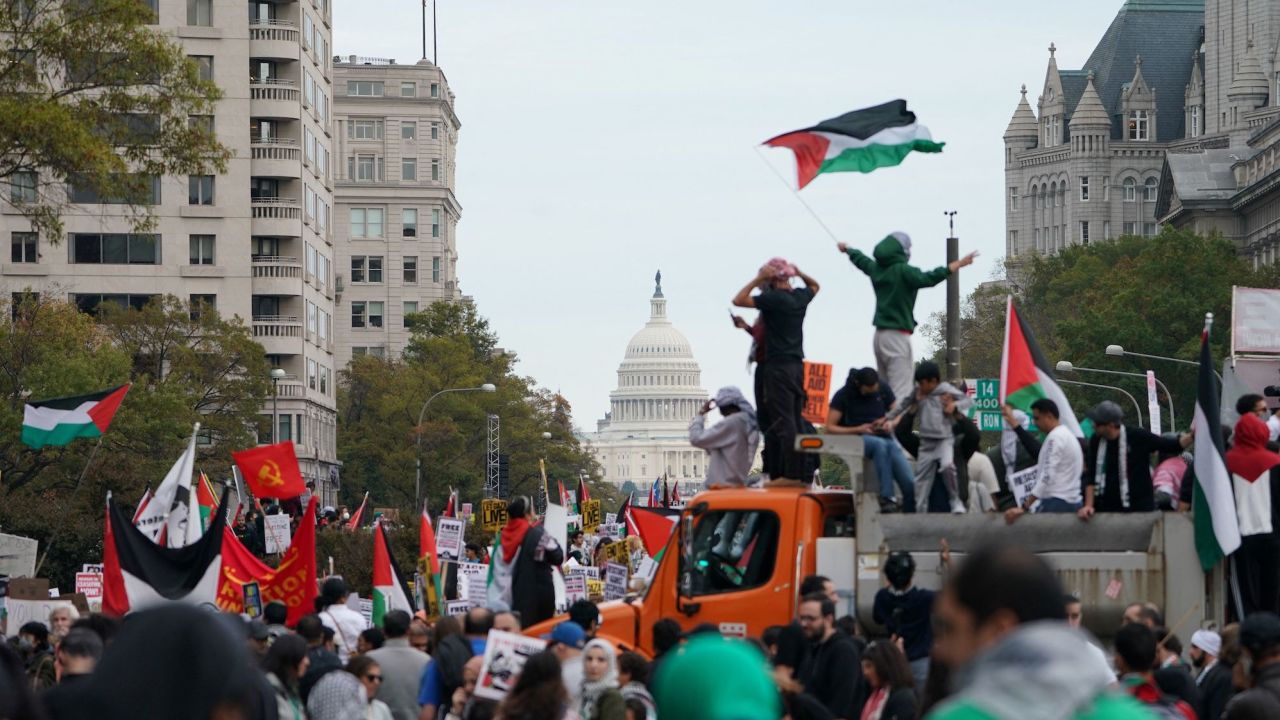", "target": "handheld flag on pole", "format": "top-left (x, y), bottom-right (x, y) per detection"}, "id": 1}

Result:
top-left (132, 488), bottom-right (153, 525)
top-left (134, 423), bottom-right (200, 547)
top-left (999, 297), bottom-right (1083, 437)
top-left (22, 384), bottom-right (131, 449)
top-left (763, 100), bottom-right (944, 189)
top-left (346, 491), bottom-right (369, 530)
top-left (232, 441), bottom-right (306, 499)
top-left (575, 477), bottom-right (590, 514)
top-left (373, 520), bottom-right (415, 626)
top-left (1193, 313), bottom-right (1241, 574)
top-left (196, 473), bottom-right (219, 533)
top-left (419, 500), bottom-right (444, 612)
